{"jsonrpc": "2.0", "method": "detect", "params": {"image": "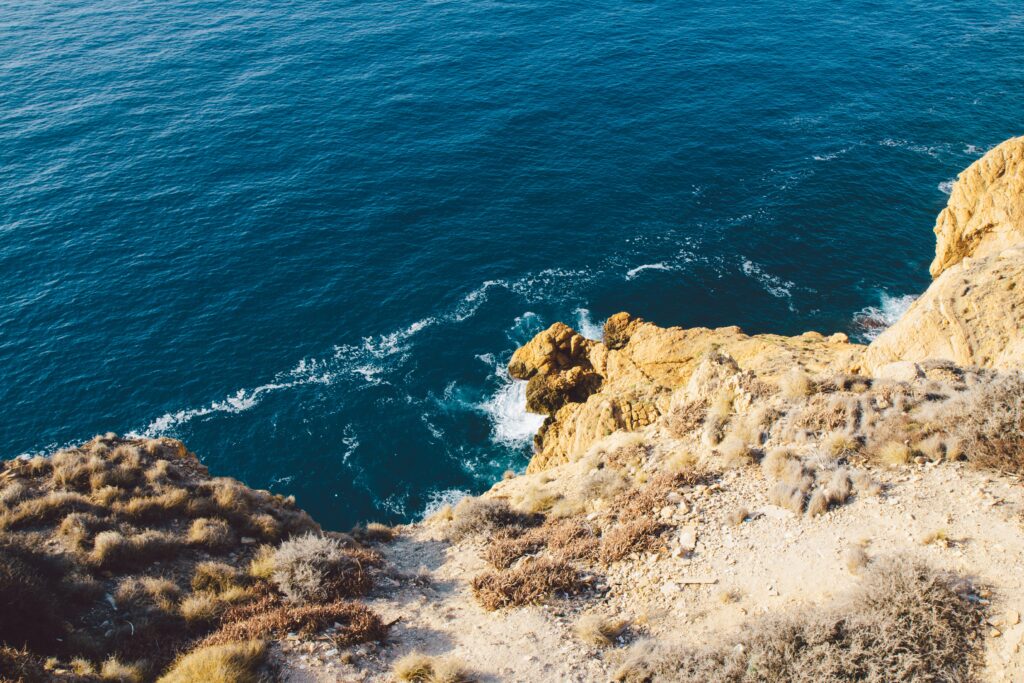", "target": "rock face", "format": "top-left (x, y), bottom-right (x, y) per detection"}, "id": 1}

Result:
top-left (510, 313), bottom-right (863, 470)
top-left (865, 245), bottom-right (1024, 371)
top-left (512, 135), bottom-right (1024, 469)
top-left (866, 137), bottom-right (1024, 371)
top-left (931, 136), bottom-right (1024, 278)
